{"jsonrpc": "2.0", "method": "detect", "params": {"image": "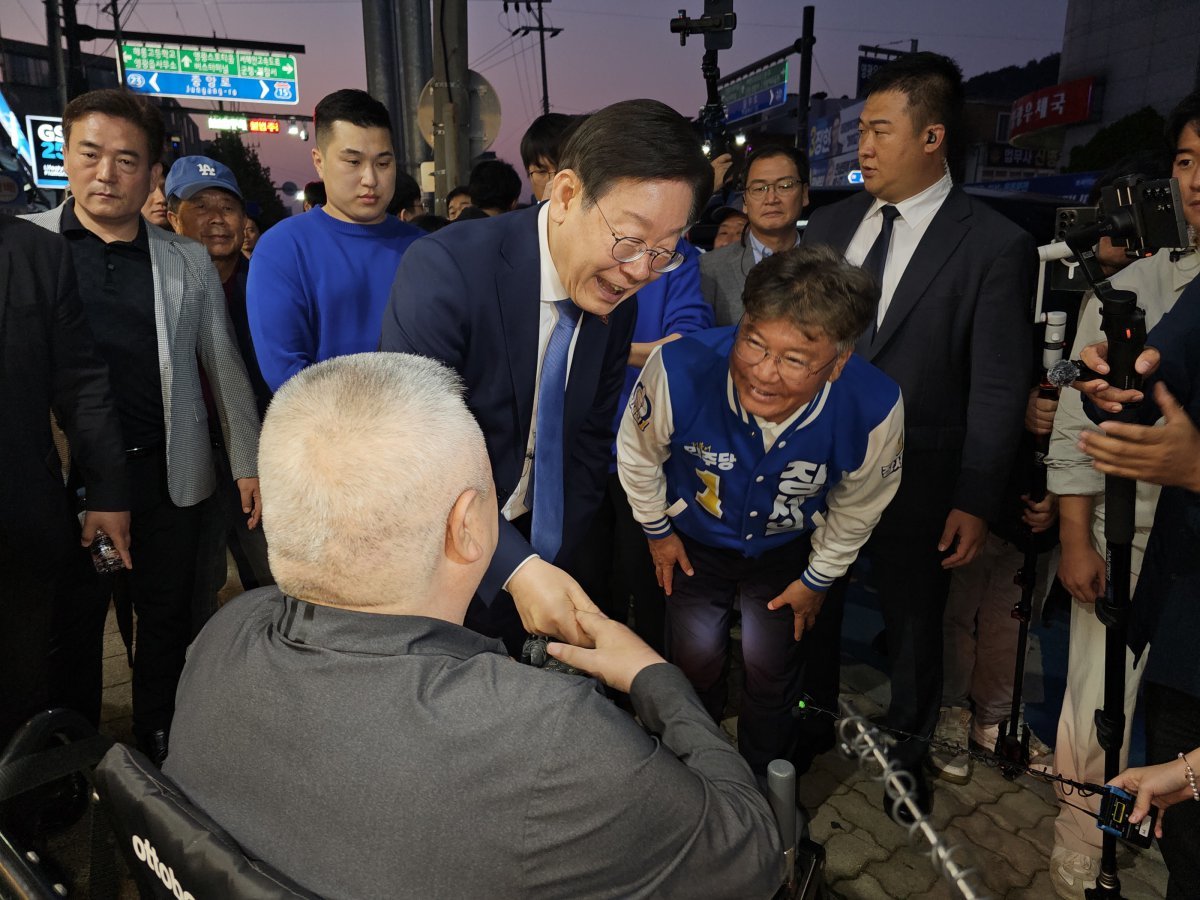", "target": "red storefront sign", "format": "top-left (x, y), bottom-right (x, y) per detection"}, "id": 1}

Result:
top-left (1009, 77), bottom-right (1096, 139)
